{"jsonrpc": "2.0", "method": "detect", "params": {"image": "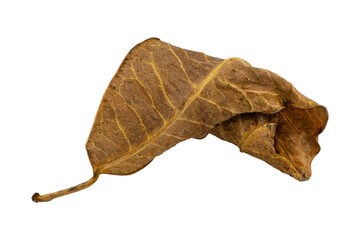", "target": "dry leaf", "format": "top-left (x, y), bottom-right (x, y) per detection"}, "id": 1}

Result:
top-left (32, 38), bottom-right (328, 202)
